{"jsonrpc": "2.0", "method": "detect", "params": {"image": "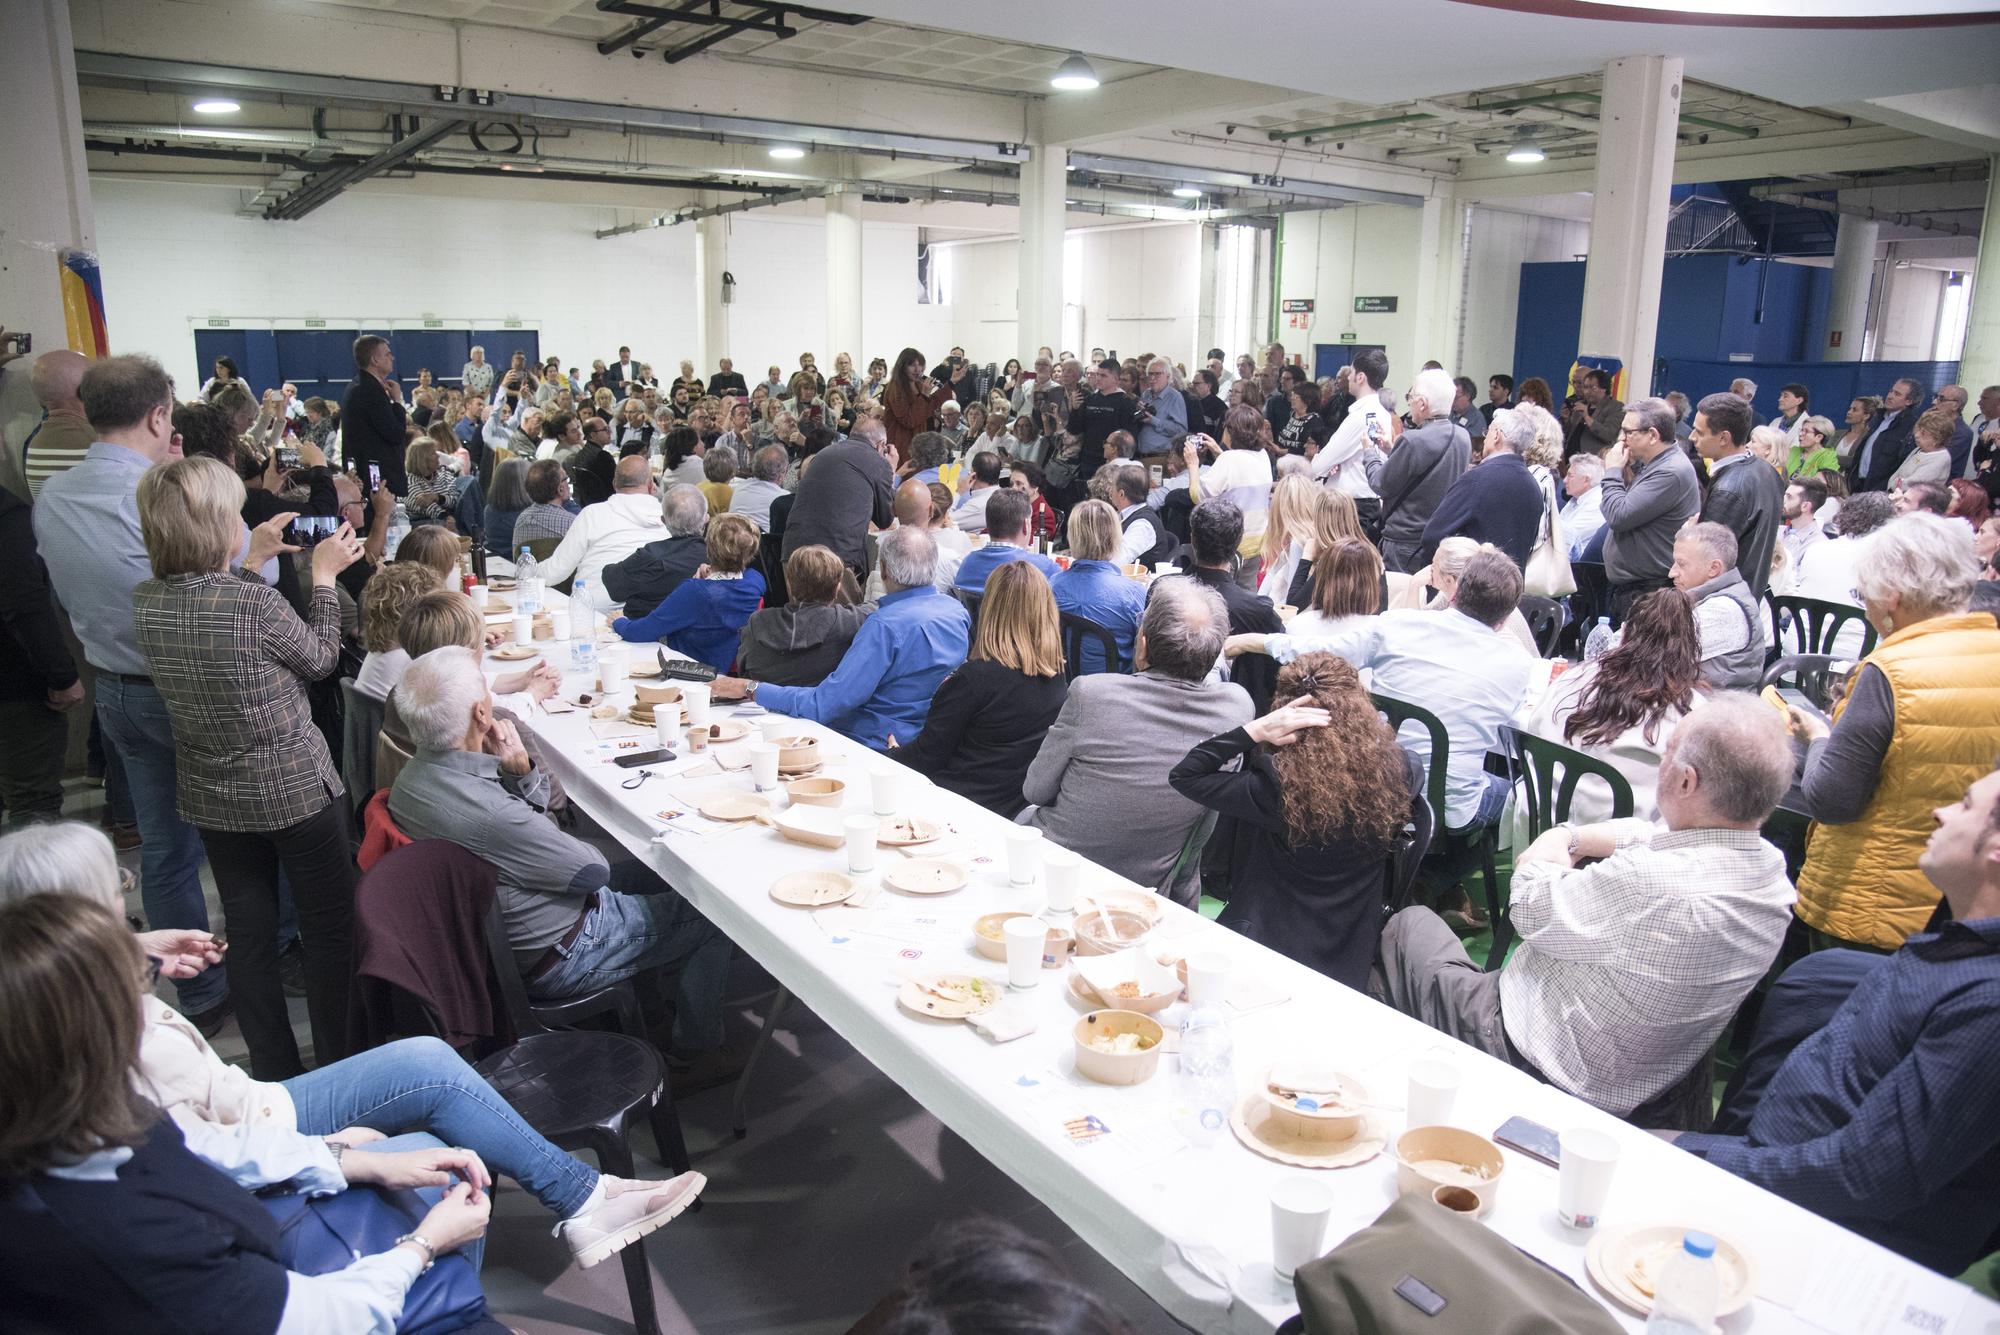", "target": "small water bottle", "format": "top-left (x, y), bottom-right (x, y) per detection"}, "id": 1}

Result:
top-left (1644, 1232), bottom-right (1720, 1335)
top-left (516, 546), bottom-right (543, 614)
top-left (1177, 1001), bottom-right (1235, 1148)
top-left (1583, 615), bottom-right (1616, 662)
top-left (383, 502), bottom-right (410, 561)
